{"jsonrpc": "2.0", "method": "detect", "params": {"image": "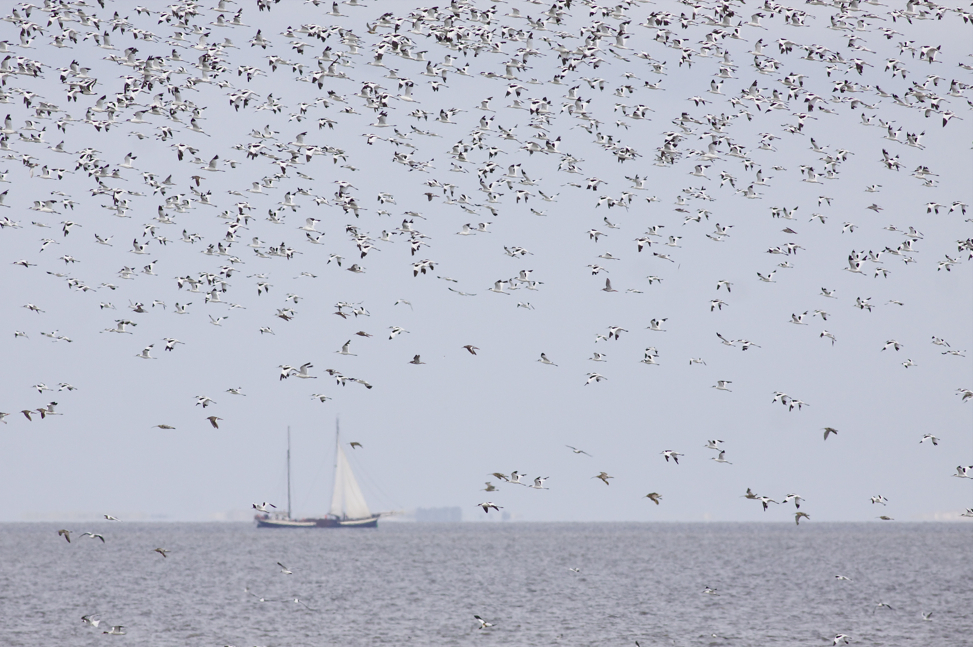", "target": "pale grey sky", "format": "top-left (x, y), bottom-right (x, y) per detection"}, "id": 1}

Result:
top-left (0, 0), bottom-right (970, 523)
